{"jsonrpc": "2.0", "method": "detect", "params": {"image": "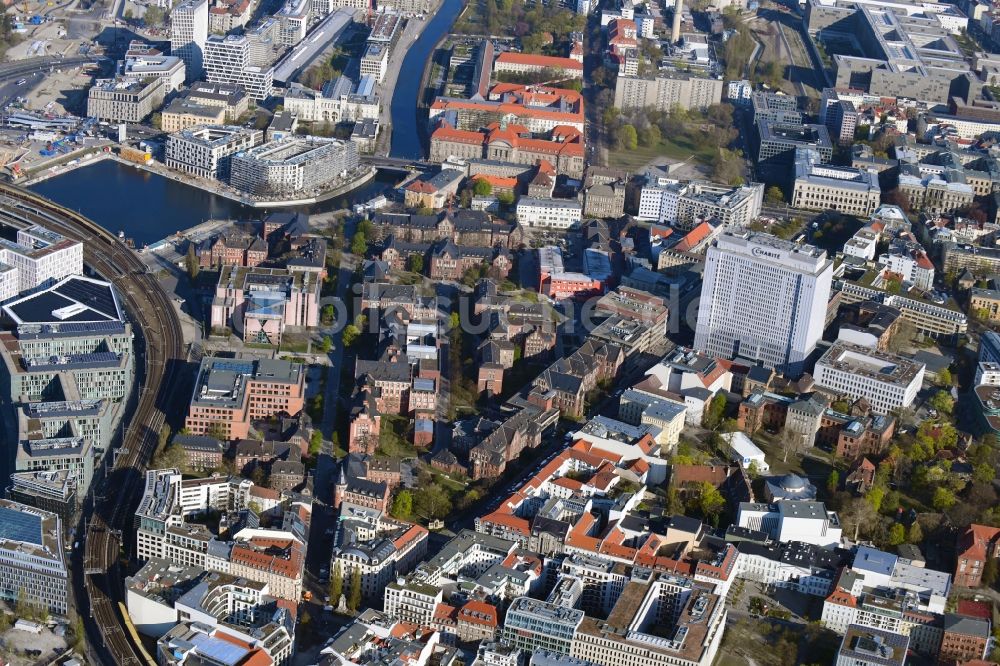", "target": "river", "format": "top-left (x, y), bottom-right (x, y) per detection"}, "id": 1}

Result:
top-left (389, 0), bottom-right (465, 159)
top-left (28, 160), bottom-right (399, 245)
